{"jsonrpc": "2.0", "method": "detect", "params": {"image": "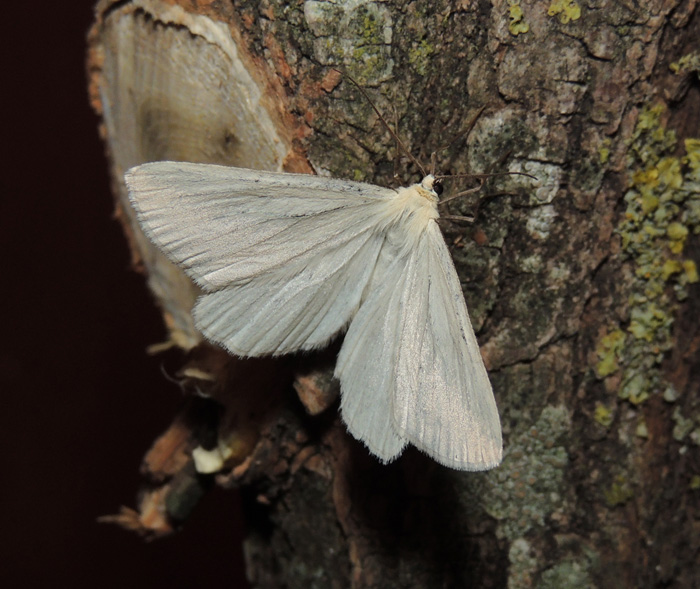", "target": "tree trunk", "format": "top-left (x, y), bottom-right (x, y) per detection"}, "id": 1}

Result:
top-left (87, 0), bottom-right (700, 587)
